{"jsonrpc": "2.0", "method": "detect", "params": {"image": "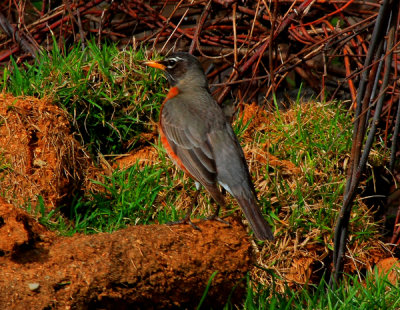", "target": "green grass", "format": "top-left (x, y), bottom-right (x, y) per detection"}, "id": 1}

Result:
top-left (32, 161), bottom-right (181, 236)
top-left (240, 271), bottom-right (400, 309)
top-left (3, 40), bottom-right (165, 155)
top-left (70, 163), bottom-right (165, 233)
